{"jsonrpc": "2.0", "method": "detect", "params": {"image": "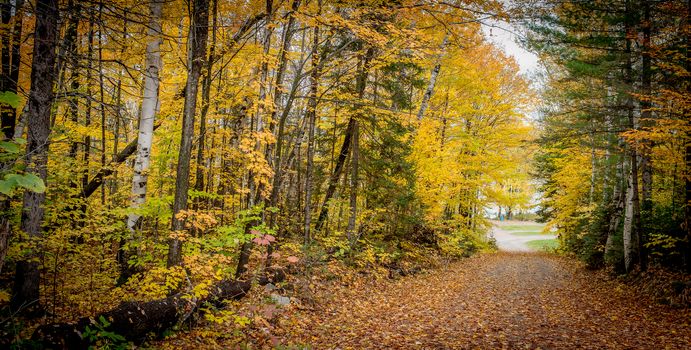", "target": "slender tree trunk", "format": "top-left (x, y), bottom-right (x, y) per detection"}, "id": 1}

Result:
top-left (193, 0), bottom-right (218, 210)
top-left (347, 49), bottom-right (372, 242)
top-left (622, 1), bottom-right (641, 272)
top-left (109, 10), bottom-right (127, 198)
top-left (0, 0), bottom-right (24, 274)
top-left (81, 8), bottom-right (94, 218)
top-left (684, 0), bottom-right (691, 271)
top-left (347, 119), bottom-right (359, 241)
top-left (314, 117), bottom-right (355, 232)
top-left (315, 45), bottom-right (374, 233)
top-left (589, 130), bottom-right (596, 204)
top-left (602, 112), bottom-right (613, 204)
top-left (639, 0), bottom-right (652, 270)
top-left (80, 127), bottom-right (160, 200)
top-left (97, 0), bottom-right (107, 205)
top-left (304, 14), bottom-right (321, 244)
top-left (0, 0), bottom-right (22, 138)
top-left (121, 0), bottom-right (163, 281)
top-left (168, 0), bottom-right (210, 267)
top-left (11, 0), bottom-right (59, 312)
top-left (267, 0), bottom-right (301, 225)
top-left (605, 154), bottom-right (625, 263)
top-left (65, 1), bottom-right (80, 162)
top-left (235, 0), bottom-right (274, 278)
top-left (416, 34), bottom-right (448, 122)
top-left (623, 153), bottom-right (640, 273)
